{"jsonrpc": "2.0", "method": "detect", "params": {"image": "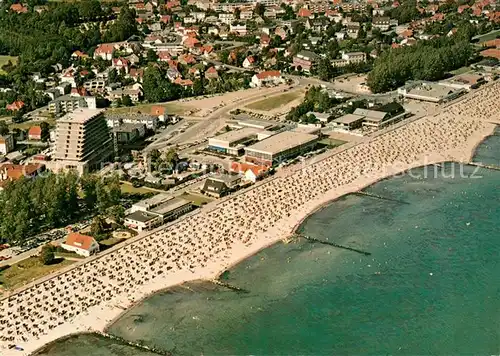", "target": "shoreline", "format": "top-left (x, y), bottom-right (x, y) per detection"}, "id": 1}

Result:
top-left (30, 156), bottom-right (497, 356)
top-left (2, 82), bottom-right (499, 356)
